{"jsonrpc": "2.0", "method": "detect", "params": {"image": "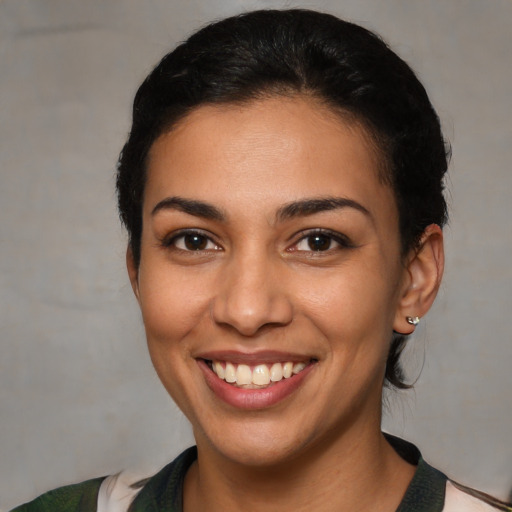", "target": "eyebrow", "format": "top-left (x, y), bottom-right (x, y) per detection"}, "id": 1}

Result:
top-left (276, 197), bottom-right (371, 222)
top-left (151, 195), bottom-right (370, 223)
top-left (151, 196), bottom-right (225, 221)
